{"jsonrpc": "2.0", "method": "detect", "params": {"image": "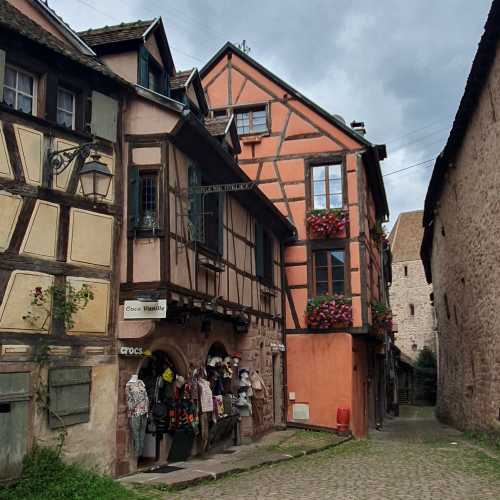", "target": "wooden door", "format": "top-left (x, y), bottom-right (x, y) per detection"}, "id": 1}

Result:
top-left (0, 372), bottom-right (31, 481)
